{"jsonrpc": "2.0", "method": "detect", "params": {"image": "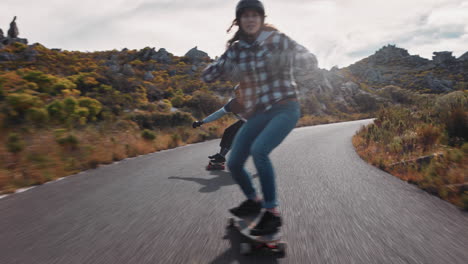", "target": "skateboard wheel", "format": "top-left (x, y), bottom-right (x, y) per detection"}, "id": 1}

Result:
top-left (277, 242), bottom-right (287, 257)
top-left (240, 243), bottom-right (252, 255)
